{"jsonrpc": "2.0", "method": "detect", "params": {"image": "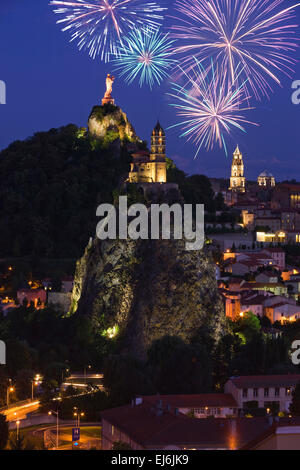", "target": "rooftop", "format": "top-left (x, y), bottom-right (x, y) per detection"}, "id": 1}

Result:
top-left (101, 400), bottom-right (300, 449)
top-left (259, 171), bottom-right (274, 178)
top-left (142, 394), bottom-right (238, 409)
top-left (228, 374), bottom-right (300, 388)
